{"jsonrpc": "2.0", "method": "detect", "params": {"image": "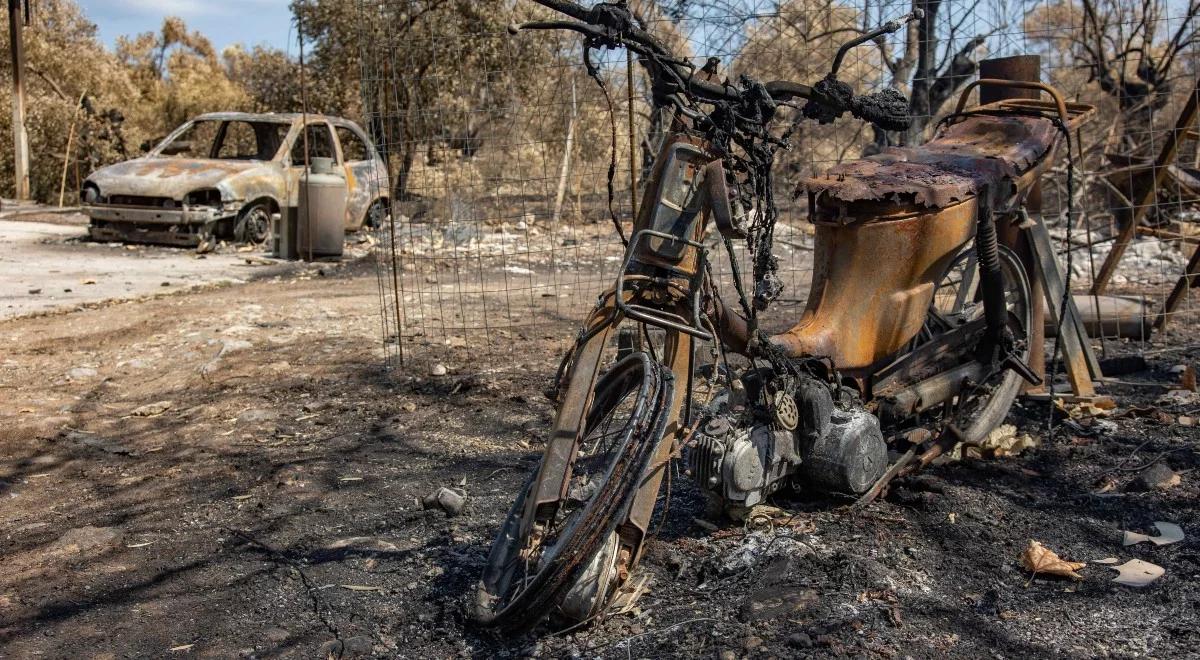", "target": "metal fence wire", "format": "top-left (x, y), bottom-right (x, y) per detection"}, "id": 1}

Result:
top-left (357, 0), bottom-right (1200, 375)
